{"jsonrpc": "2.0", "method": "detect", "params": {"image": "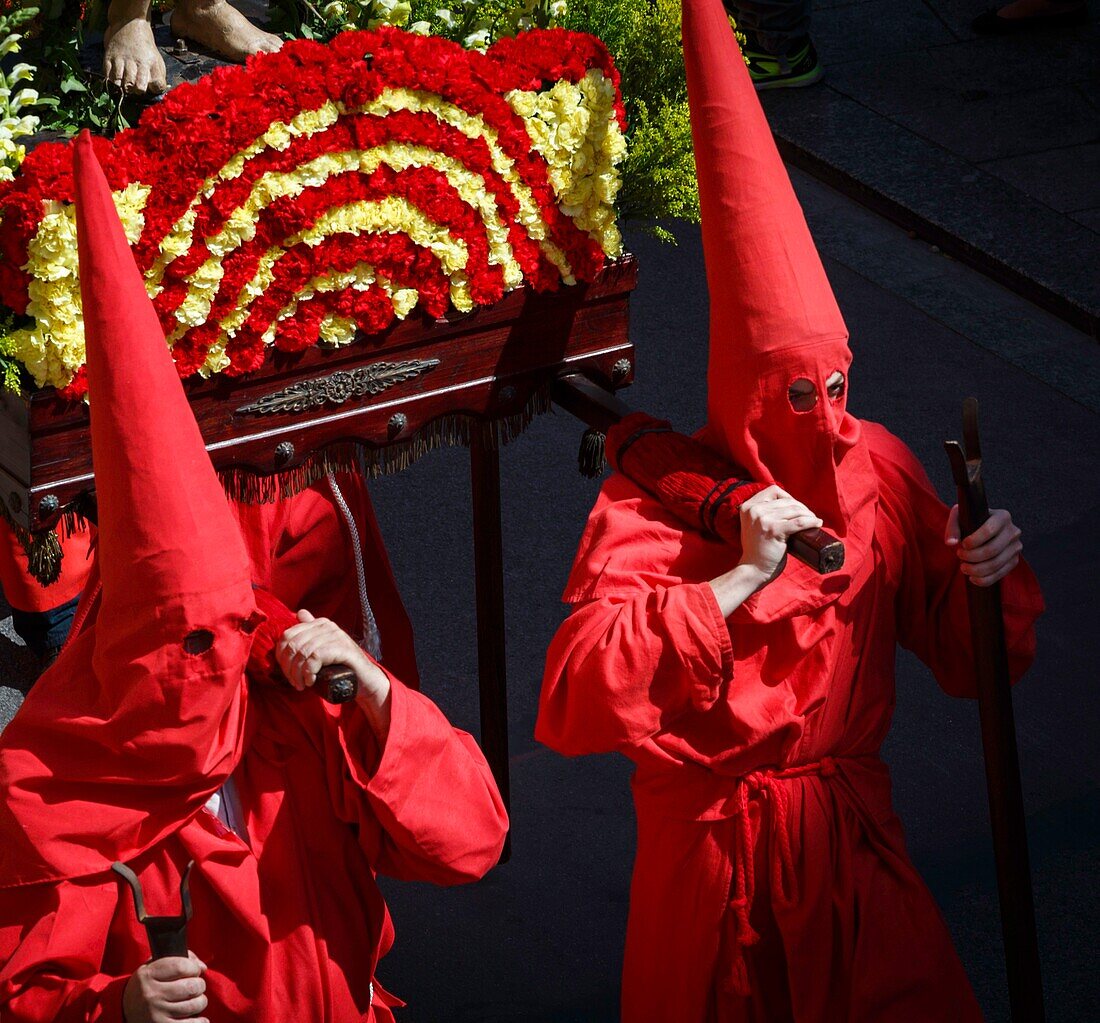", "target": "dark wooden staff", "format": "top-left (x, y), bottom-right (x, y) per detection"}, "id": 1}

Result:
top-left (552, 373), bottom-right (844, 574)
top-left (944, 398), bottom-right (1044, 1023)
